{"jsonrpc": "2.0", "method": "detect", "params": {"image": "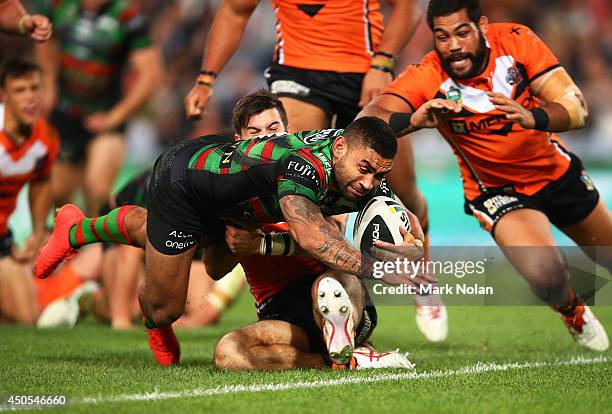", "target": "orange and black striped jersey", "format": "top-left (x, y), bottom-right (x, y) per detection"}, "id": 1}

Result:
top-left (240, 223), bottom-right (328, 304)
top-left (272, 0), bottom-right (383, 73)
top-left (384, 23), bottom-right (571, 200)
top-left (0, 105), bottom-right (60, 235)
